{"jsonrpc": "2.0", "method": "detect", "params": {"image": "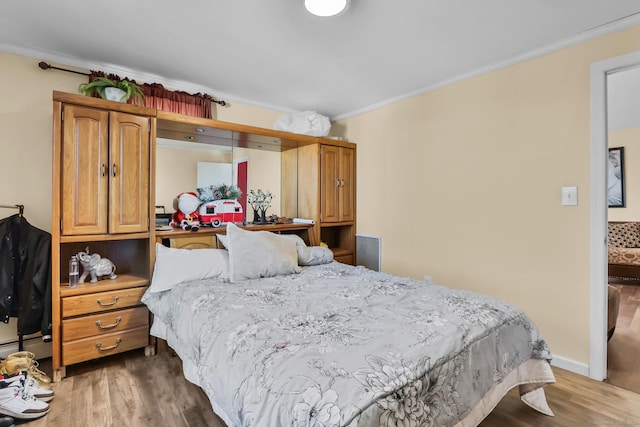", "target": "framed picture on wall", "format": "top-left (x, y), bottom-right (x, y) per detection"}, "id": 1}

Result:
top-left (608, 147), bottom-right (625, 208)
